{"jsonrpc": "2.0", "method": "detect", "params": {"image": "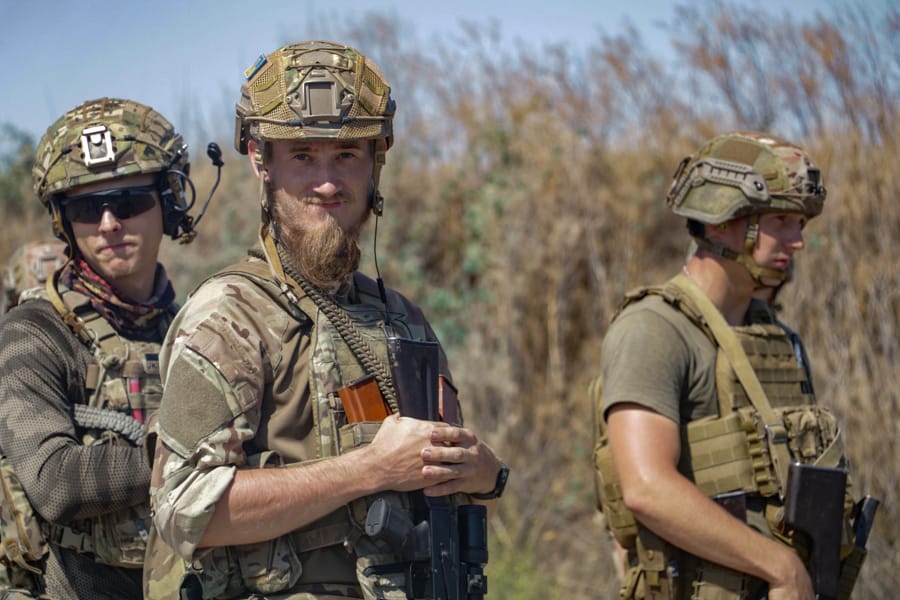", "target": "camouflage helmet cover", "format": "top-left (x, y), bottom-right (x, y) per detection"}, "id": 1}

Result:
top-left (234, 40), bottom-right (395, 156)
top-left (1, 240), bottom-right (66, 314)
top-left (666, 131), bottom-right (826, 225)
top-left (32, 97), bottom-right (189, 205)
